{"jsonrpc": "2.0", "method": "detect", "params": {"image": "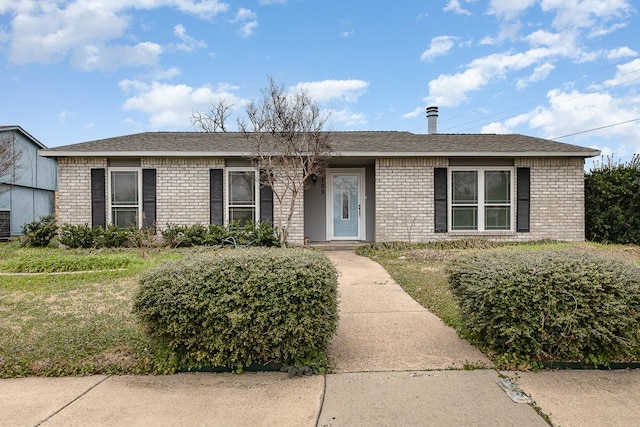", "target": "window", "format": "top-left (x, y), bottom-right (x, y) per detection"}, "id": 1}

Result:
top-left (109, 169), bottom-right (141, 227)
top-left (450, 168), bottom-right (512, 231)
top-left (226, 168), bottom-right (259, 226)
